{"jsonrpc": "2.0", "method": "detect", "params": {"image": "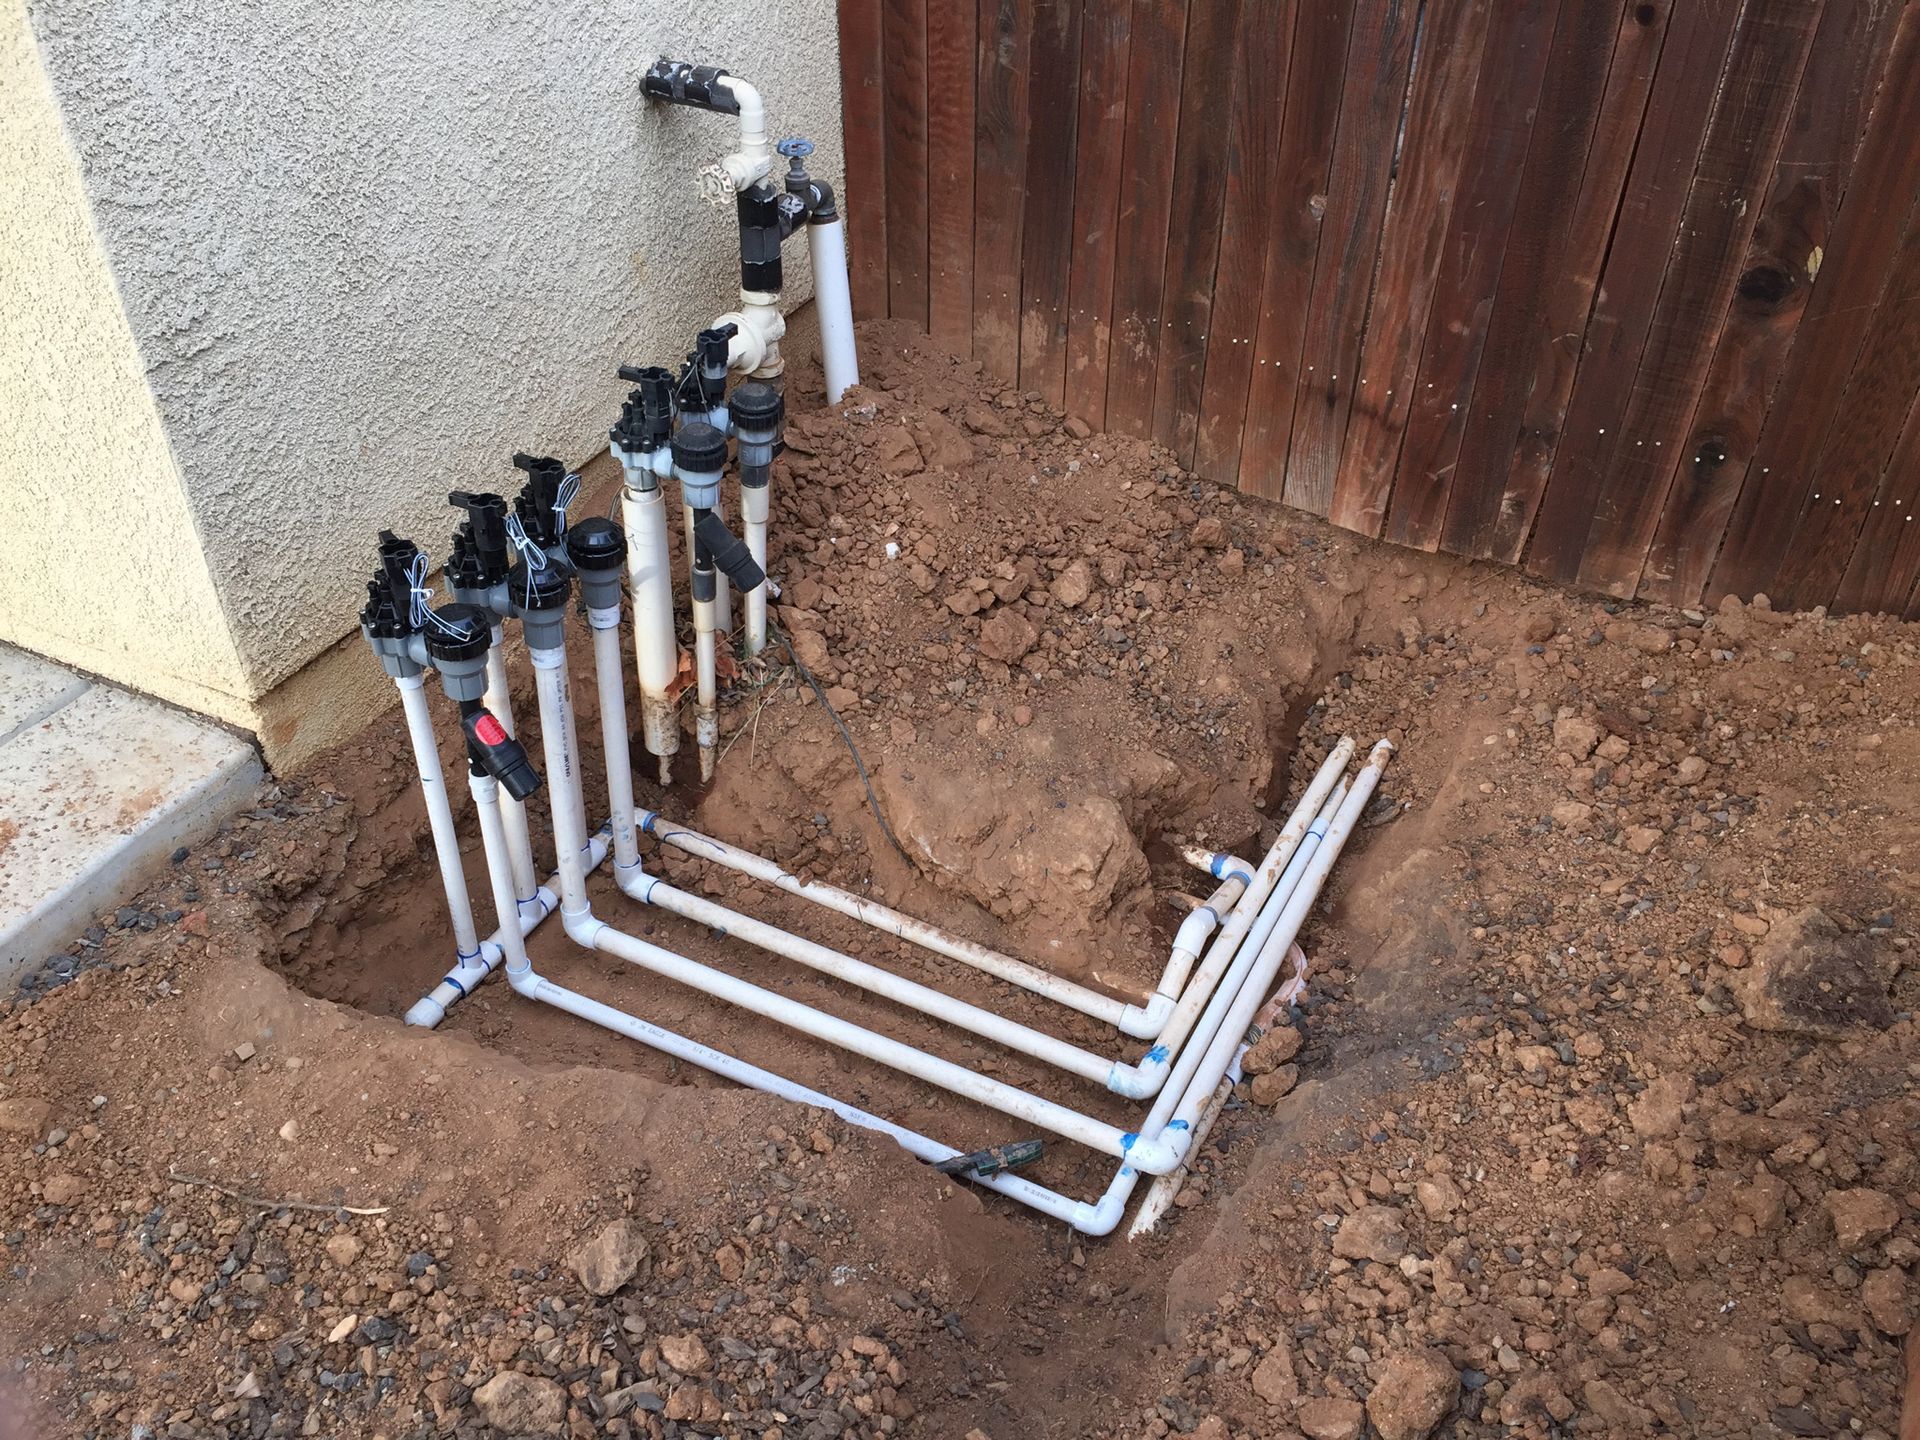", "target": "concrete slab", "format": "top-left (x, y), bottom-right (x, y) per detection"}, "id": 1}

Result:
top-left (0, 646), bottom-right (261, 983)
top-left (0, 645), bottom-right (90, 742)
